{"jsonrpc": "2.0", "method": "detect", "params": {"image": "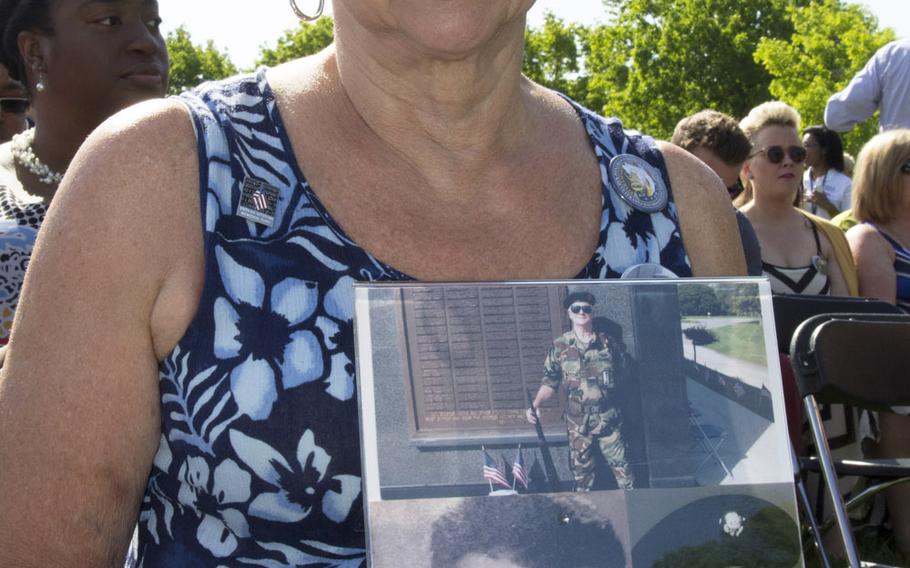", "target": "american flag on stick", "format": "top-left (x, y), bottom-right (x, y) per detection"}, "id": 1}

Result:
top-left (512, 445), bottom-right (530, 490)
top-left (482, 448), bottom-right (511, 489)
